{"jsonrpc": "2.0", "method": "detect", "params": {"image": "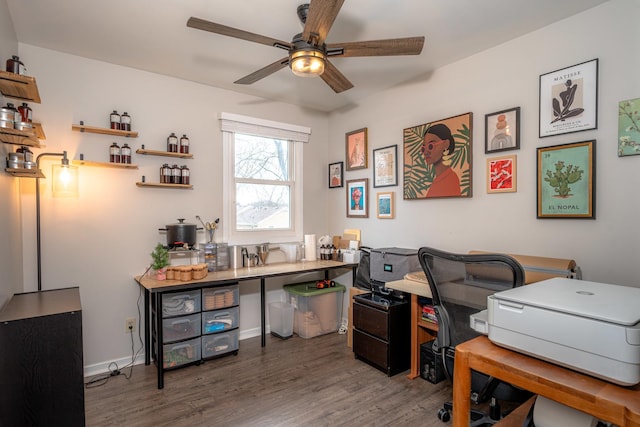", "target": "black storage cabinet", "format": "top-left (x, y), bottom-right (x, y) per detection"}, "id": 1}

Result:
top-left (352, 294), bottom-right (410, 376)
top-left (0, 287), bottom-right (85, 427)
